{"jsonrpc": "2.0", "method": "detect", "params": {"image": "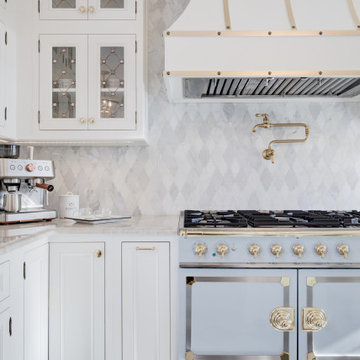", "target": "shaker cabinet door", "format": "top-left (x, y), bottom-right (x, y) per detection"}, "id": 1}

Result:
top-left (49, 242), bottom-right (105, 360)
top-left (0, 21), bottom-right (5, 128)
top-left (88, 34), bottom-right (136, 130)
top-left (39, 35), bottom-right (88, 130)
top-left (179, 268), bottom-right (297, 360)
top-left (40, 0), bottom-right (88, 20)
top-left (122, 242), bottom-right (171, 360)
top-left (0, 308), bottom-right (11, 360)
top-left (24, 244), bottom-right (49, 360)
top-left (299, 269), bottom-right (360, 360)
